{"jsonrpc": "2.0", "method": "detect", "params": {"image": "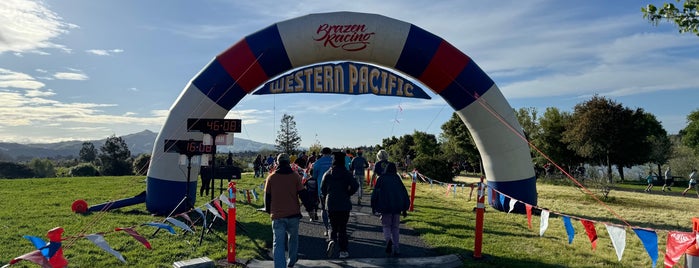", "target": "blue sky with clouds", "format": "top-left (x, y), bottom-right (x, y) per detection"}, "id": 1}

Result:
top-left (1, 0), bottom-right (698, 149)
